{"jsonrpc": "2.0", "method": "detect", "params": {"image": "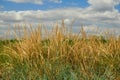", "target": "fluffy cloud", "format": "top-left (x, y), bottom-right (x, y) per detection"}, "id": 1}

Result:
top-left (0, 0), bottom-right (120, 37)
top-left (6, 0), bottom-right (63, 4)
top-left (88, 0), bottom-right (120, 12)
top-left (0, 5), bottom-right (4, 9)
top-left (49, 0), bottom-right (62, 3)
top-left (0, 7), bottom-right (120, 35)
top-left (6, 0), bottom-right (43, 4)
